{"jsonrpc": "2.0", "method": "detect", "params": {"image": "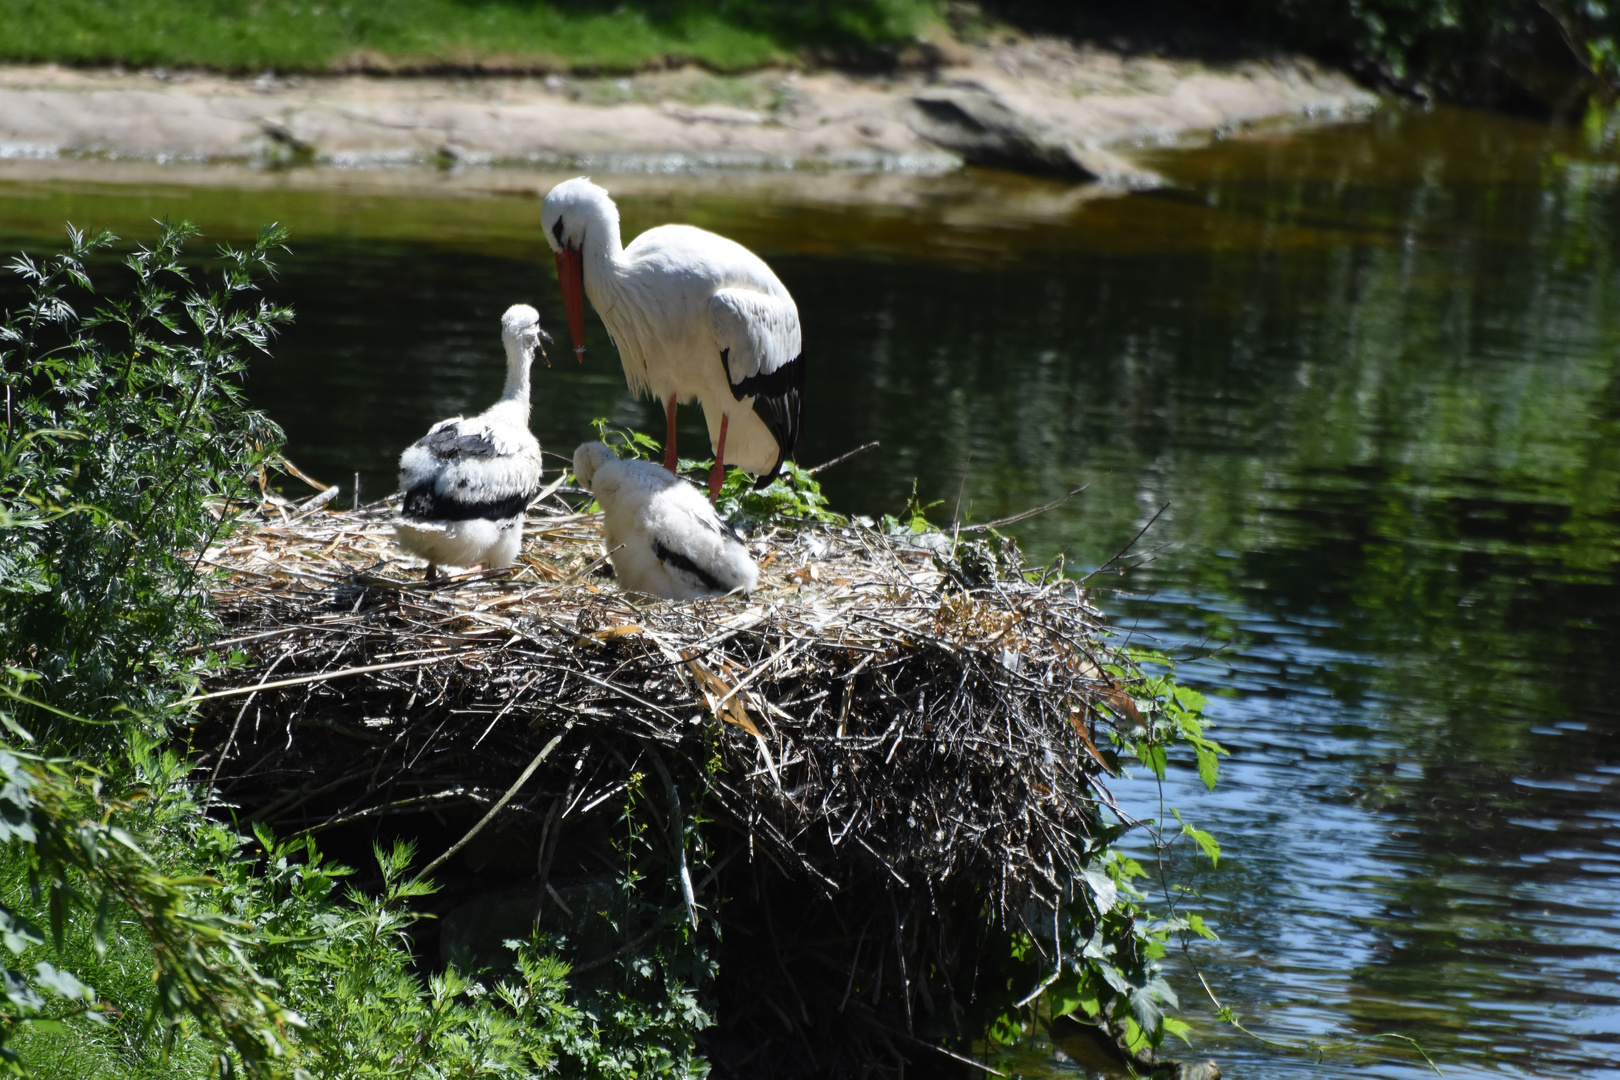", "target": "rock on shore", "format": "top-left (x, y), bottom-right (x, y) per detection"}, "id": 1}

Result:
top-left (0, 38), bottom-right (1375, 185)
